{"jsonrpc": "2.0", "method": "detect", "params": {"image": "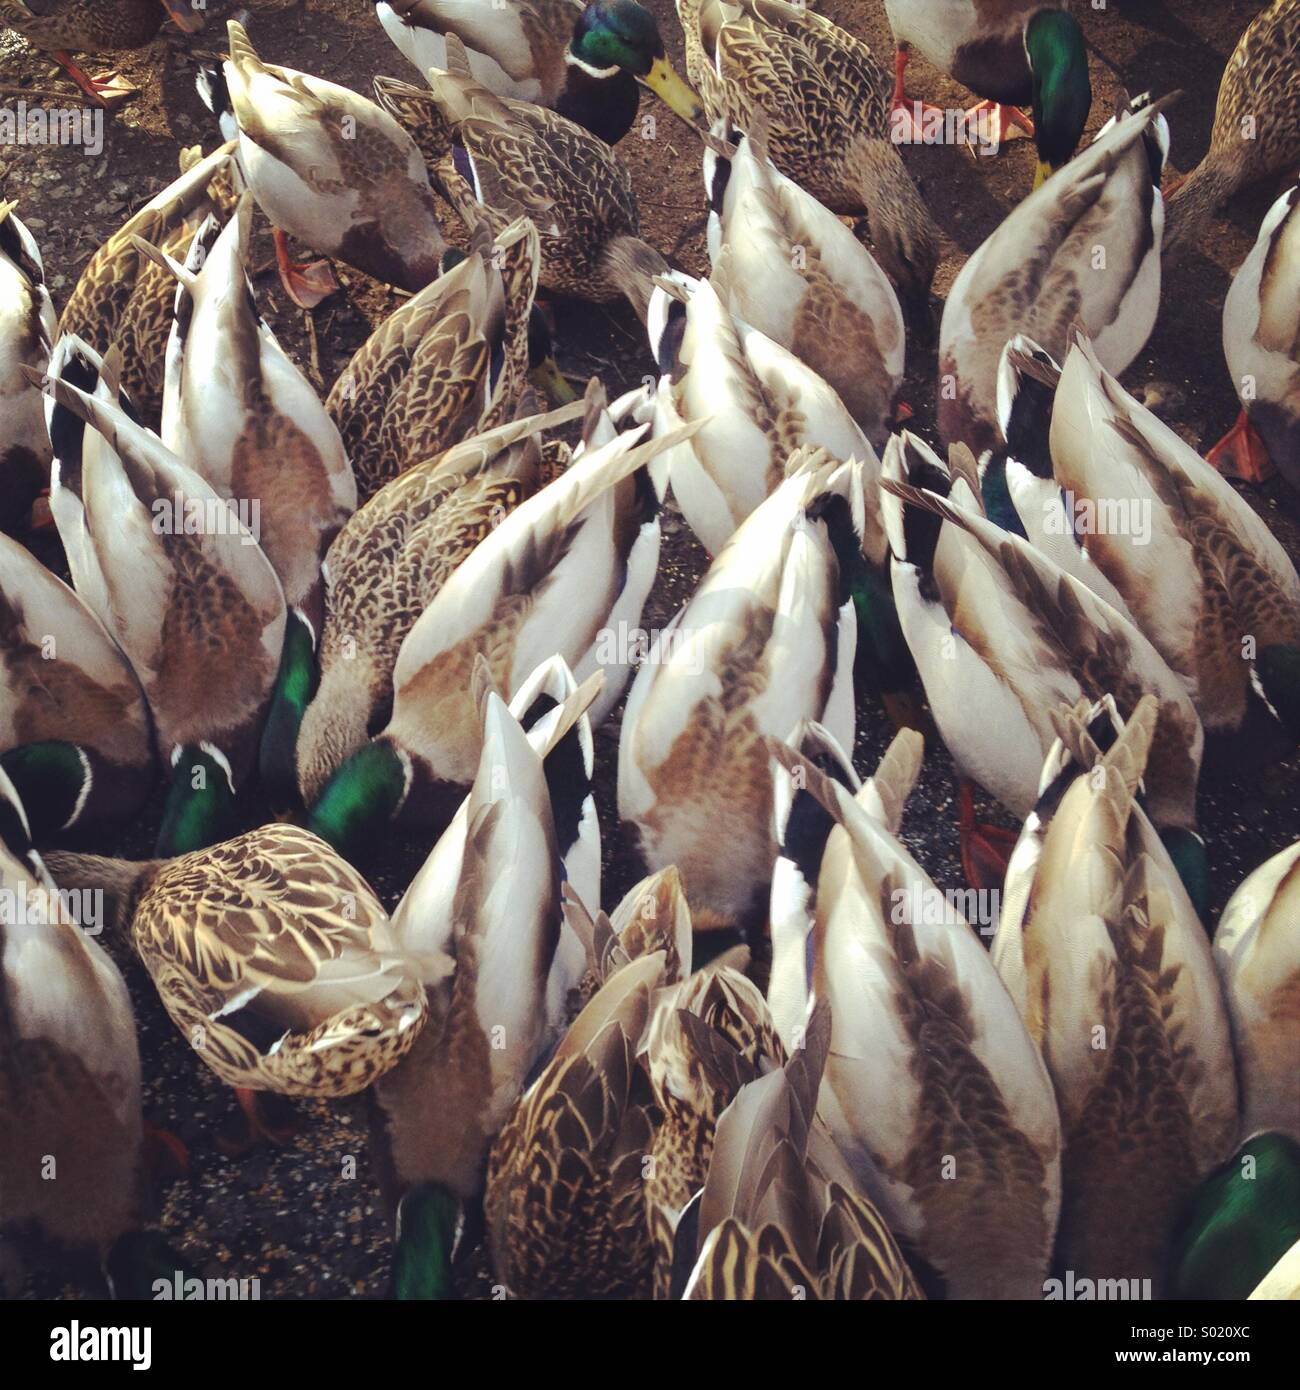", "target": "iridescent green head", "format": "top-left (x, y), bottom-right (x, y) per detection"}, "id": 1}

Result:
top-left (571, 0), bottom-right (664, 77)
top-left (1025, 10), bottom-right (1092, 182)
top-left (1256, 644), bottom-right (1300, 744)
top-left (393, 1183), bottom-right (461, 1301)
